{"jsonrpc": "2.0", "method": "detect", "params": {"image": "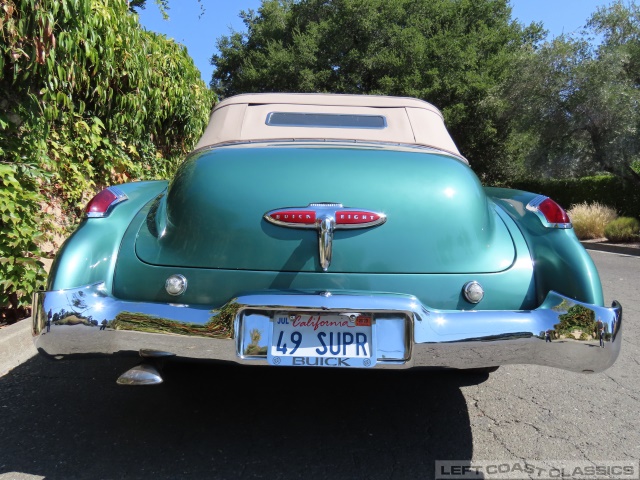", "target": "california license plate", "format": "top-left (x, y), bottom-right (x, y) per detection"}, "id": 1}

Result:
top-left (267, 313), bottom-right (376, 368)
